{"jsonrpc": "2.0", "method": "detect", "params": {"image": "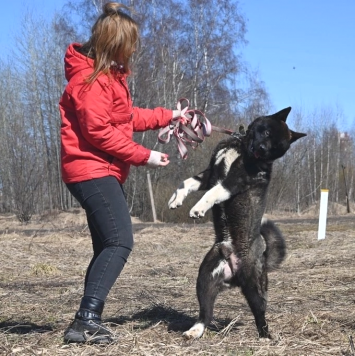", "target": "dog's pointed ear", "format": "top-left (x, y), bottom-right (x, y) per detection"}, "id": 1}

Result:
top-left (290, 130), bottom-right (307, 144)
top-left (272, 107), bottom-right (292, 122)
